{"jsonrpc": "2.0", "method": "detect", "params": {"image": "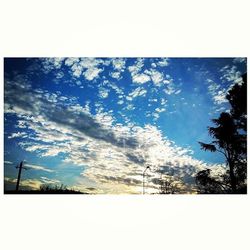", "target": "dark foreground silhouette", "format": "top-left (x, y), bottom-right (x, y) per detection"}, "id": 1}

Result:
top-left (5, 184), bottom-right (88, 194)
top-left (196, 73), bottom-right (247, 194)
top-left (5, 190), bottom-right (86, 194)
